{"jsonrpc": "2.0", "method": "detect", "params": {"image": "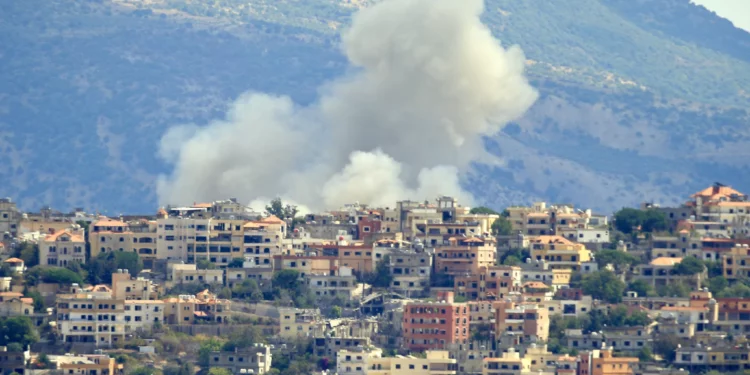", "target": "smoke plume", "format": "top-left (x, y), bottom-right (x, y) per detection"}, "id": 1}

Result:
top-left (157, 0), bottom-right (537, 210)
